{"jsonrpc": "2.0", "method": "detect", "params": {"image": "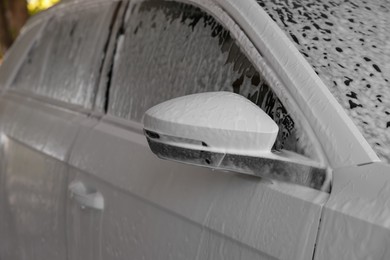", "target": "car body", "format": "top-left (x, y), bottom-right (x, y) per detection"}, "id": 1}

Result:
top-left (0, 0), bottom-right (389, 259)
